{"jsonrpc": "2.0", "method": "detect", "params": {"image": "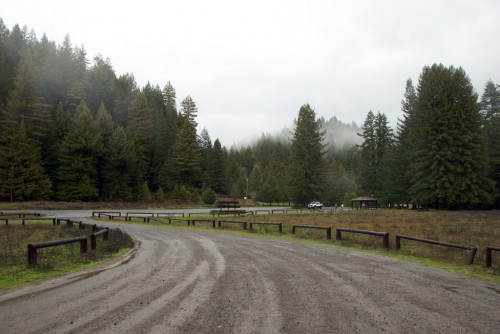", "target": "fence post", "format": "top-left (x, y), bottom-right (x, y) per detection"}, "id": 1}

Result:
top-left (326, 227), bottom-right (332, 239)
top-left (396, 235), bottom-right (401, 250)
top-left (486, 247), bottom-right (492, 268)
top-left (291, 226), bottom-right (296, 234)
top-left (336, 229), bottom-right (342, 240)
top-left (466, 248), bottom-right (477, 265)
top-left (80, 238), bottom-right (88, 253)
top-left (91, 234), bottom-right (97, 250)
top-left (104, 228), bottom-right (109, 241)
top-left (383, 233), bottom-right (390, 249)
top-left (27, 244), bottom-right (37, 266)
